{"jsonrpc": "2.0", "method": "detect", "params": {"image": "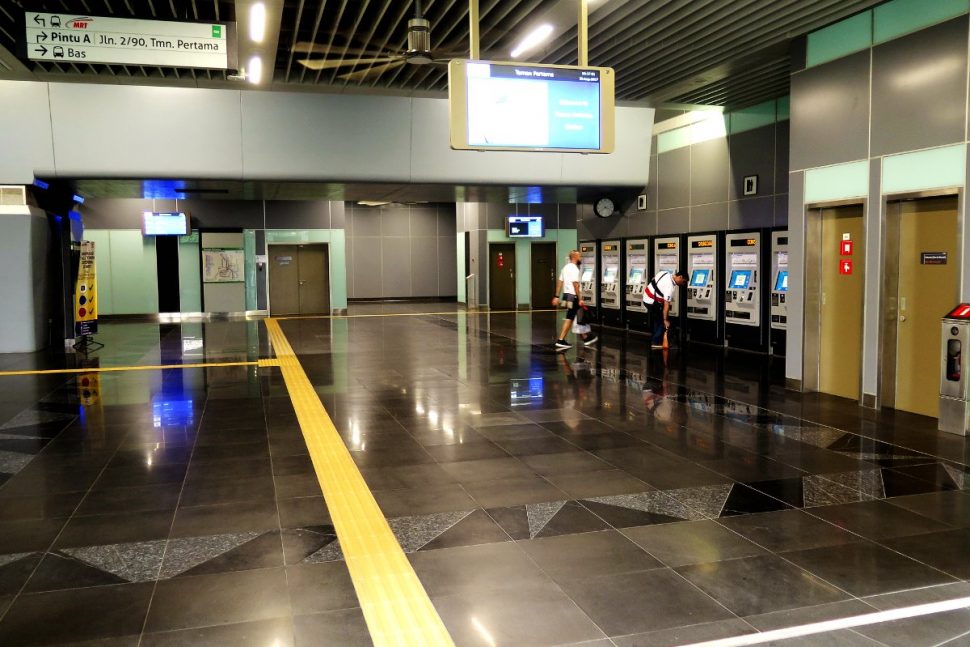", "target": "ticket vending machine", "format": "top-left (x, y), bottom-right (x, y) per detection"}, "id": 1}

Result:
top-left (724, 231), bottom-right (768, 352)
top-left (579, 241), bottom-right (599, 319)
top-left (686, 233), bottom-right (723, 344)
top-left (624, 239), bottom-right (650, 332)
top-left (652, 236), bottom-right (685, 340)
top-left (770, 231), bottom-right (789, 355)
top-left (599, 240), bottom-right (622, 326)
